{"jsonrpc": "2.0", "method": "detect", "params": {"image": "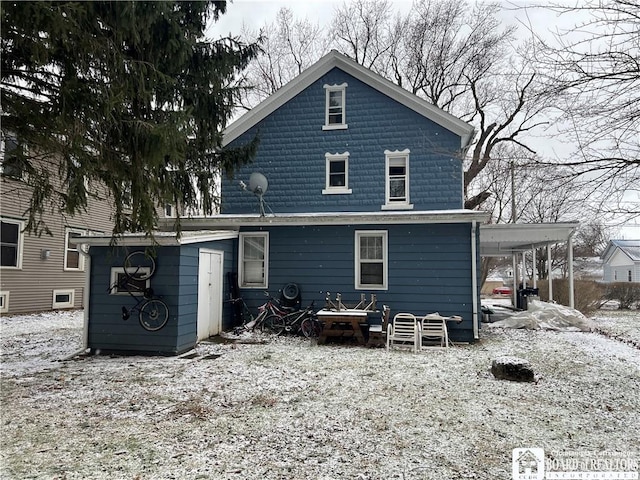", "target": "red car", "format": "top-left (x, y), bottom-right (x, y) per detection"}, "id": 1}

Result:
top-left (492, 286), bottom-right (513, 295)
